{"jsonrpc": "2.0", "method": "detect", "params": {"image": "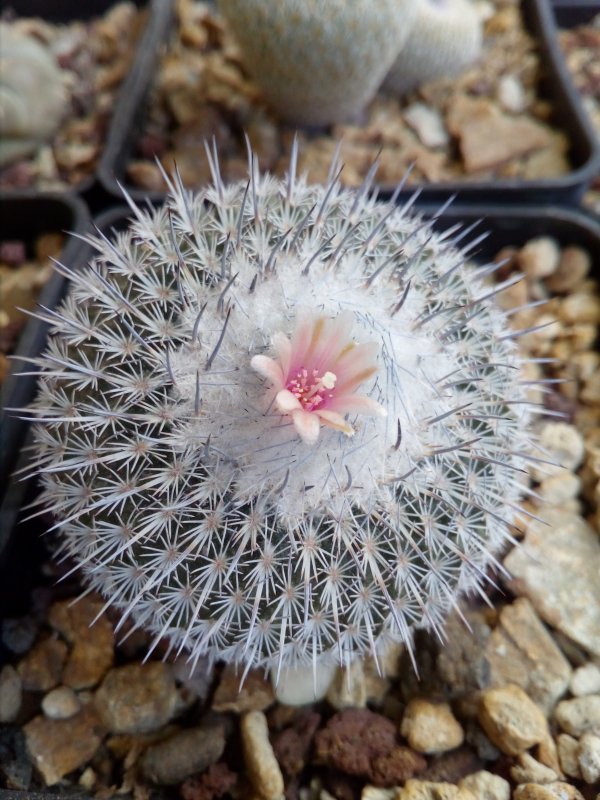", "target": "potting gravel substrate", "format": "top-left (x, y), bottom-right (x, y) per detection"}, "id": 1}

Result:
top-left (101, 0), bottom-right (600, 206)
top-left (1, 204), bottom-right (599, 800)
